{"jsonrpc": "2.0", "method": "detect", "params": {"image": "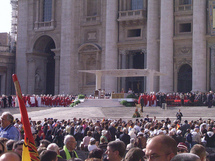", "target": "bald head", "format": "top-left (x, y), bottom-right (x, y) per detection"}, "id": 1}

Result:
top-left (171, 153), bottom-right (201, 161)
top-left (145, 135), bottom-right (177, 161)
top-left (47, 143), bottom-right (59, 154)
top-left (0, 152), bottom-right (21, 161)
